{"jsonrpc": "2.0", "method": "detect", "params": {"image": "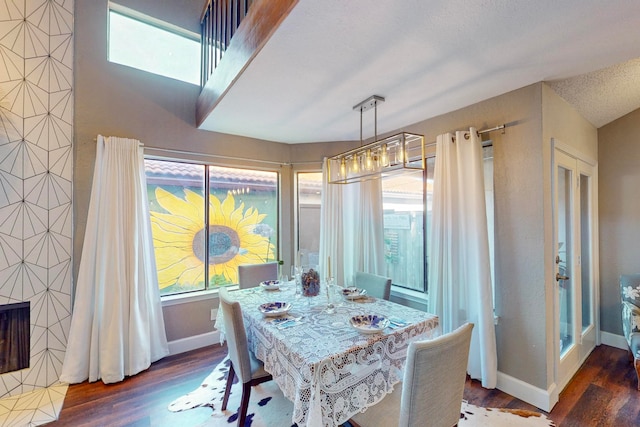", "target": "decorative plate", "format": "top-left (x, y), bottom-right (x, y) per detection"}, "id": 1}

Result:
top-left (260, 280), bottom-right (281, 290)
top-left (350, 314), bottom-right (390, 333)
top-left (259, 301), bottom-right (291, 317)
top-left (342, 287), bottom-right (367, 300)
